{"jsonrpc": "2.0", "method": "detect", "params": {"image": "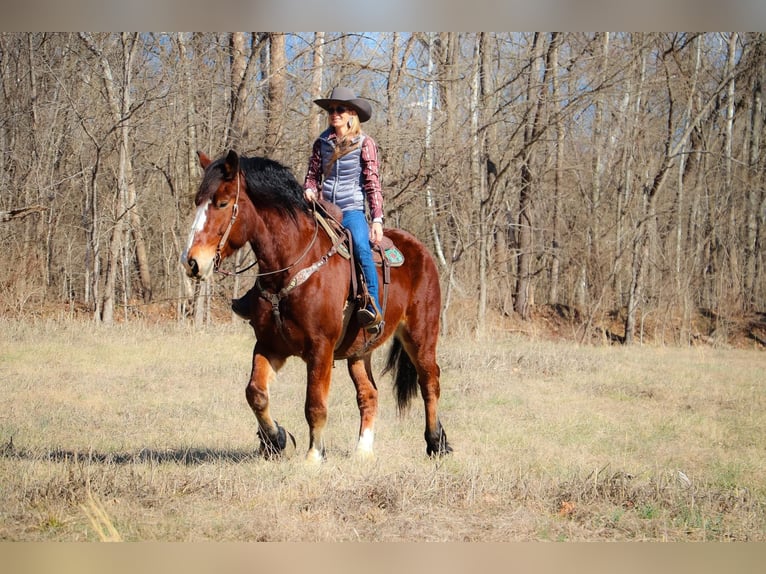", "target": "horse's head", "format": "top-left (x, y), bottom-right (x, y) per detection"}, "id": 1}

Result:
top-left (181, 150), bottom-right (246, 280)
